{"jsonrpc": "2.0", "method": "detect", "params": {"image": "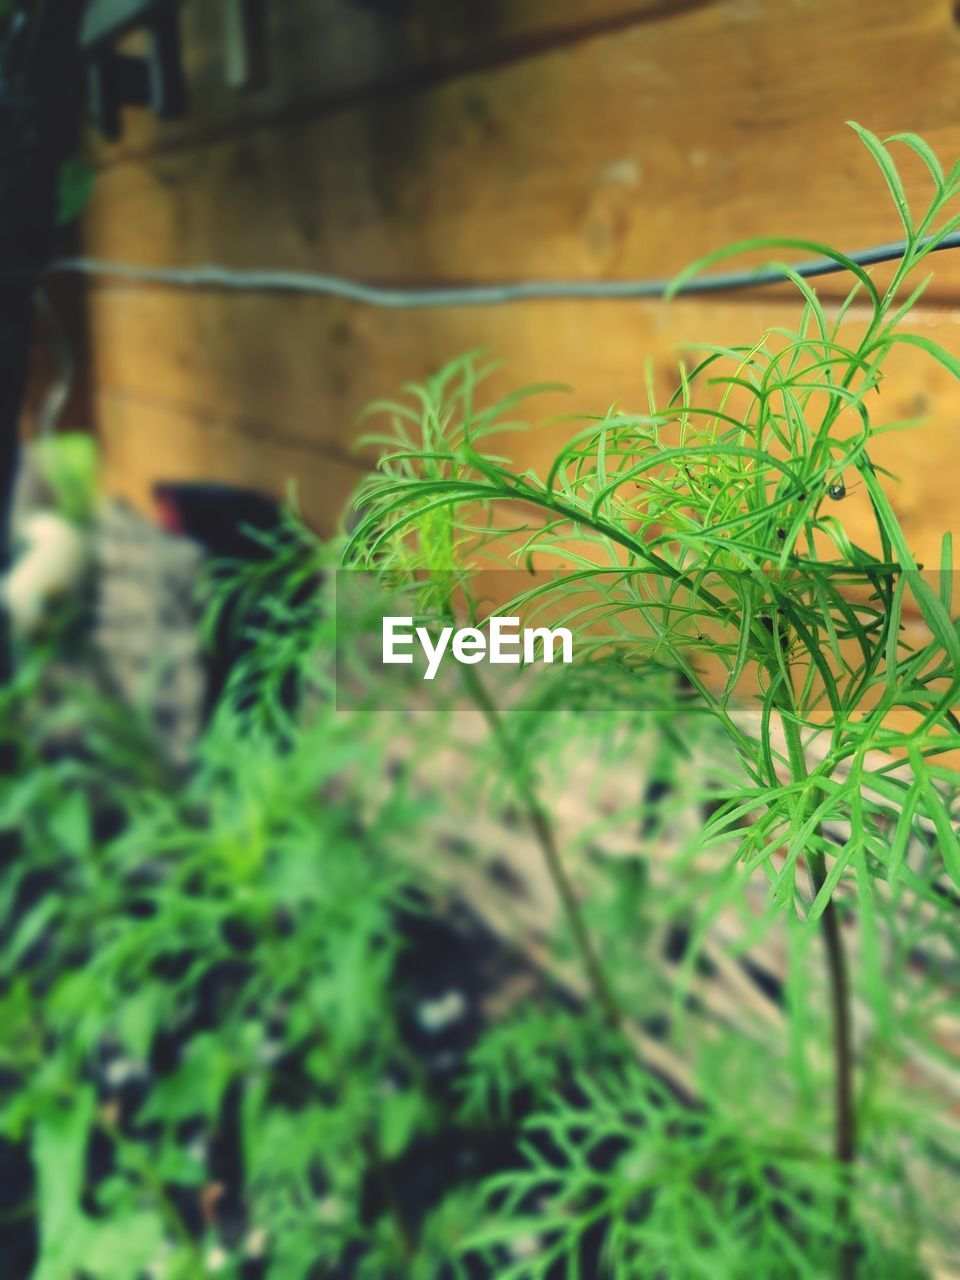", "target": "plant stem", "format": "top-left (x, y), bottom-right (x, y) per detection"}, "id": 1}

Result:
top-left (460, 662), bottom-right (624, 1030)
top-left (809, 846), bottom-right (857, 1279)
top-left (807, 852), bottom-right (856, 1168)
top-left (779, 702), bottom-right (856, 1278)
top-left (525, 793), bottom-right (625, 1030)
top-left (101, 1112), bottom-right (205, 1274)
top-left (361, 1133), bottom-right (415, 1260)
